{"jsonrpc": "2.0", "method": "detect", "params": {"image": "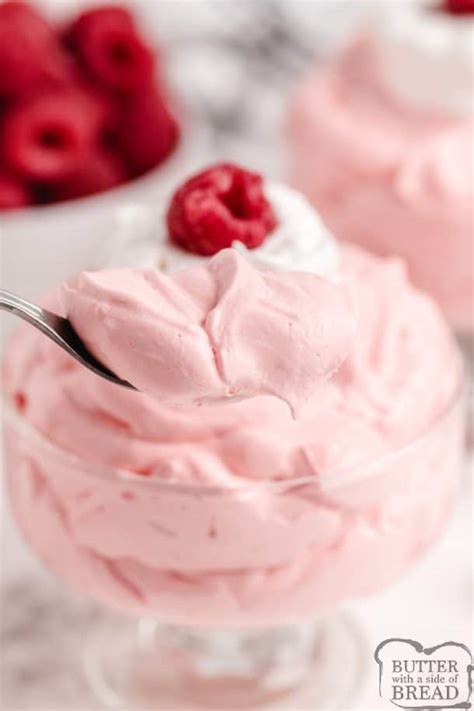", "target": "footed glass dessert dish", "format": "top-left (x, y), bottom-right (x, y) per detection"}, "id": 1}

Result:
top-left (3, 375), bottom-right (465, 709)
top-left (2, 162), bottom-right (467, 707)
